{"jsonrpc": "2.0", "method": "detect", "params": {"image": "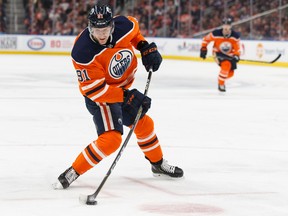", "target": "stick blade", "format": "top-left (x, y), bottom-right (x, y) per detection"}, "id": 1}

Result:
top-left (79, 194), bottom-right (97, 205)
top-left (270, 54), bottom-right (281, 63)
